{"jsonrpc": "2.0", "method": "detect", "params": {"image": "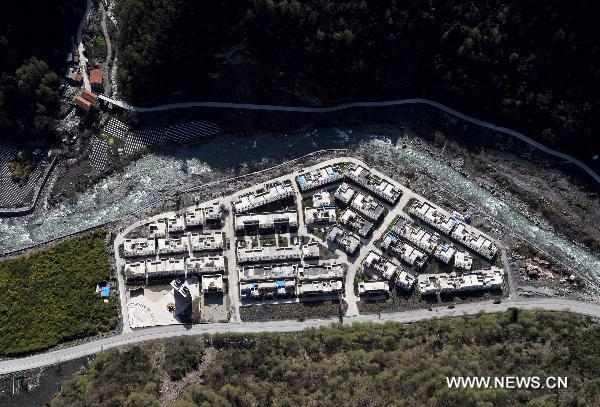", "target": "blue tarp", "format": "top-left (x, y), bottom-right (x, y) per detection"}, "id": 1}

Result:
top-left (276, 281), bottom-right (285, 287)
top-left (101, 286), bottom-right (111, 297)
